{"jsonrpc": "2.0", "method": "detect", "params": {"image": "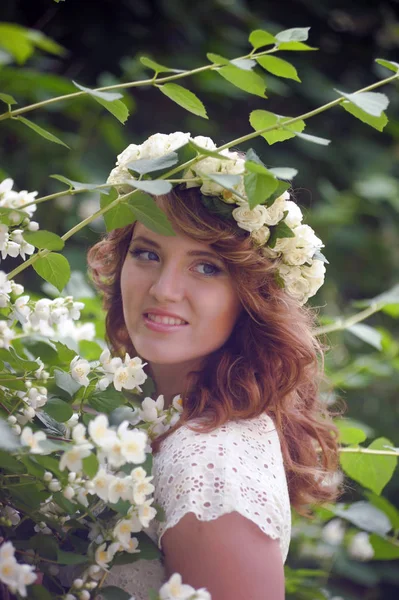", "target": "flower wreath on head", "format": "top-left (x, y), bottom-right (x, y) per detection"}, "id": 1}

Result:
top-left (107, 132), bottom-right (327, 305)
